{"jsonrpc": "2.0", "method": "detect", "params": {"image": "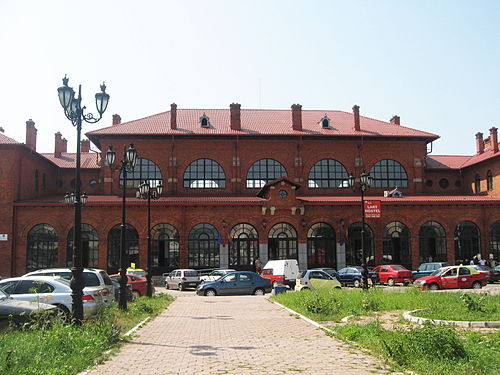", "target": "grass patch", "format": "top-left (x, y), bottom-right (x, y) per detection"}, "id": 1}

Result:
top-left (0, 293), bottom-right (173, 375)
